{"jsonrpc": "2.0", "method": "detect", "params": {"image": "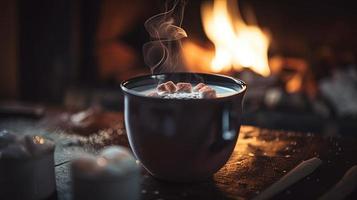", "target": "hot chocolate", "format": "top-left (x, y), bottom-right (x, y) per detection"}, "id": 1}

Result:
top-left (132, 81), bottom-right (240, 99)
